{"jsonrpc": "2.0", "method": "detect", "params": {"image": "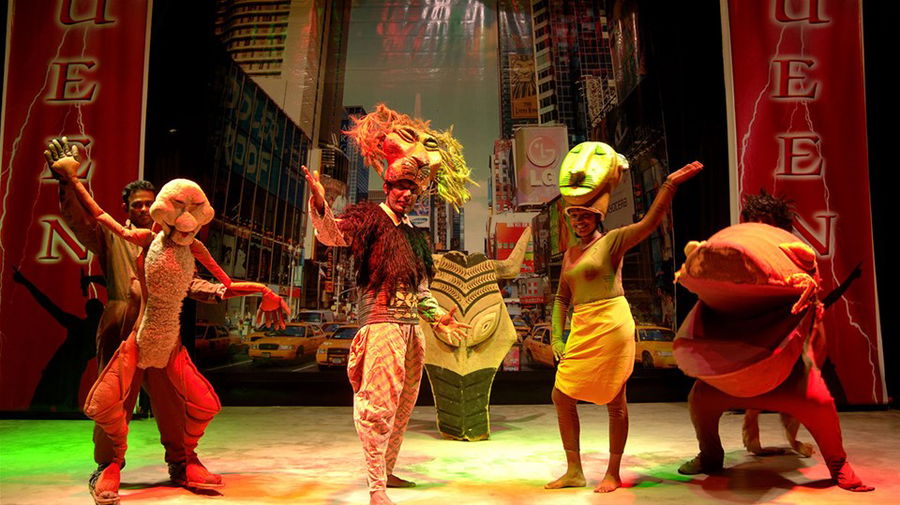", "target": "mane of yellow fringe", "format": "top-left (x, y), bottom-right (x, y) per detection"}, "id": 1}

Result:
top-left (345, 104), bottom-right (476, 210)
